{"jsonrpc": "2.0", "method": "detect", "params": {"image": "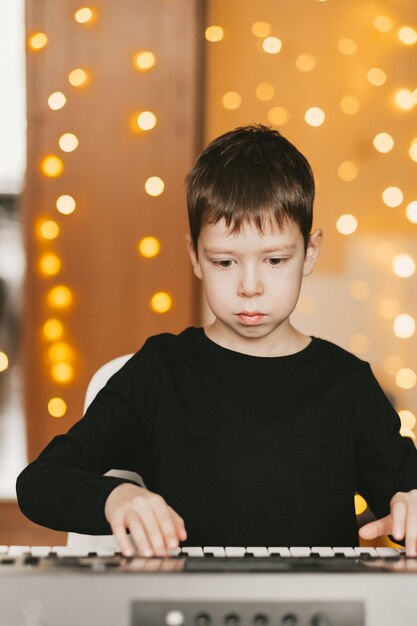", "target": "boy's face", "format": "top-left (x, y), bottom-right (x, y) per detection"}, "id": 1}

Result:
top-left (188, 217), bottom-right (322, 354)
